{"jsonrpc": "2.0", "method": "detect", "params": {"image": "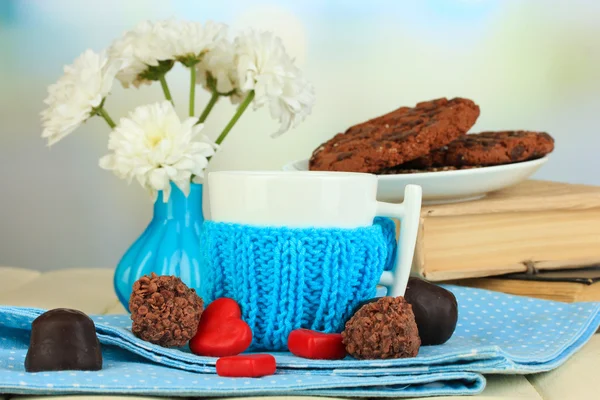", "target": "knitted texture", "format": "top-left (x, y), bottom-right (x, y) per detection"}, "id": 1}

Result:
top-left (374, 217), bottom-right (397, 270)
top-left (199, 221), bottom-right (394, 351)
